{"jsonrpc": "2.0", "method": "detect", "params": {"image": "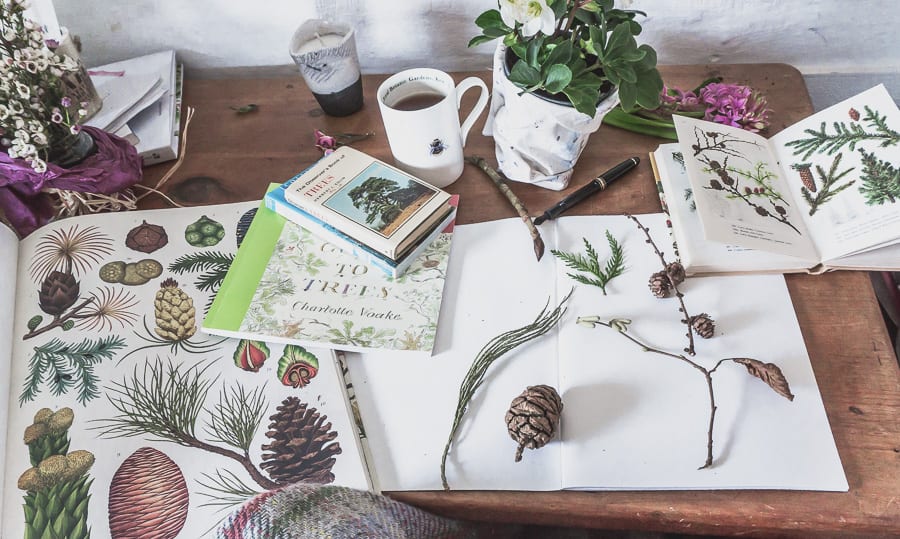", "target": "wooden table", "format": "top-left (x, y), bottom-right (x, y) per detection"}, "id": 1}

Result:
top-left (142, 65), bottom-right (900, 538)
